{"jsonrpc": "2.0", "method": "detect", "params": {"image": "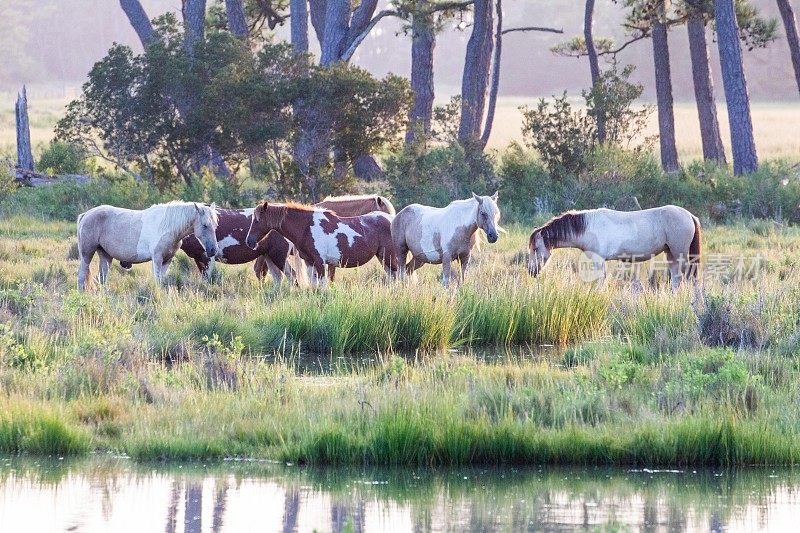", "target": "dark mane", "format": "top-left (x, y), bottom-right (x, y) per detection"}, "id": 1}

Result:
top-left (533, 210), bottom-right (587, 249)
